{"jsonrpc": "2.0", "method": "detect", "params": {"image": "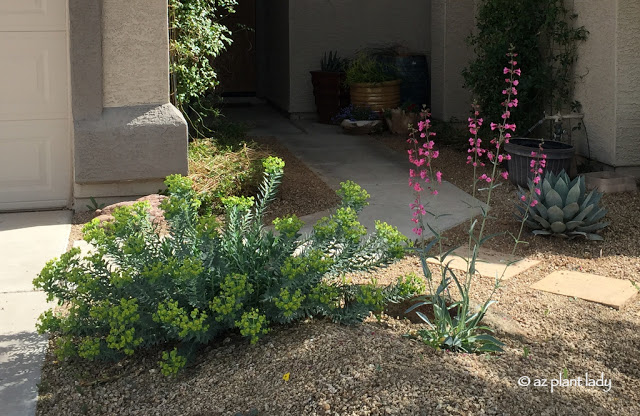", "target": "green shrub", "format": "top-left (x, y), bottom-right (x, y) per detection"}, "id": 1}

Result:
top-left (34, 157), bottom-right (419, 373)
